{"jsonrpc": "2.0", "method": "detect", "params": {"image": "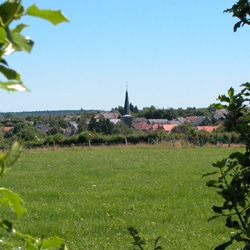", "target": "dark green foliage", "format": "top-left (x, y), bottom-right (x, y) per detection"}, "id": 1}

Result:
top-left (171, 121), bottom-right (196, 136)
top-left (88, 117), bottom-right (115, 135)
top-left (4, 122), bottom-right (46, 144)
top-left (44, 133), bottom-right (65, 145)
top-left (127, 227), bottom-right (162, 250)
top-left (224, 0), bottom-right (250, 32)
top-left (205, 83), bottom-right (250, 249)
